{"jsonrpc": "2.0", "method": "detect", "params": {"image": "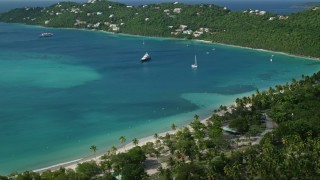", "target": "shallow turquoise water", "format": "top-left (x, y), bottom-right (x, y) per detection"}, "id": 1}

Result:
top-left (0, 23), bottom-right (319, 174)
